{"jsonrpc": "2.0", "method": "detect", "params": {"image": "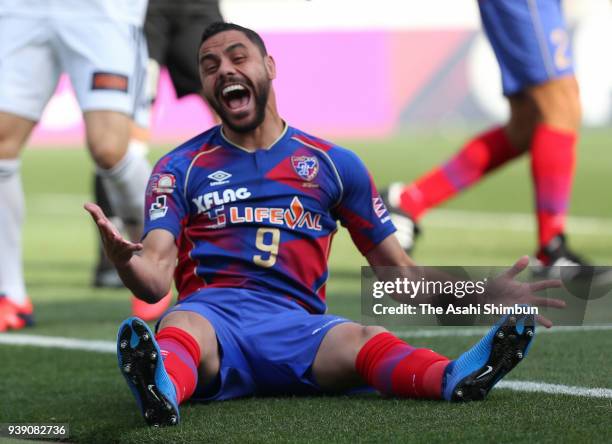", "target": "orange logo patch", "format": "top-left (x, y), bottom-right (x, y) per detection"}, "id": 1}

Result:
top-left (91, 72), bottom-right (129, 92)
